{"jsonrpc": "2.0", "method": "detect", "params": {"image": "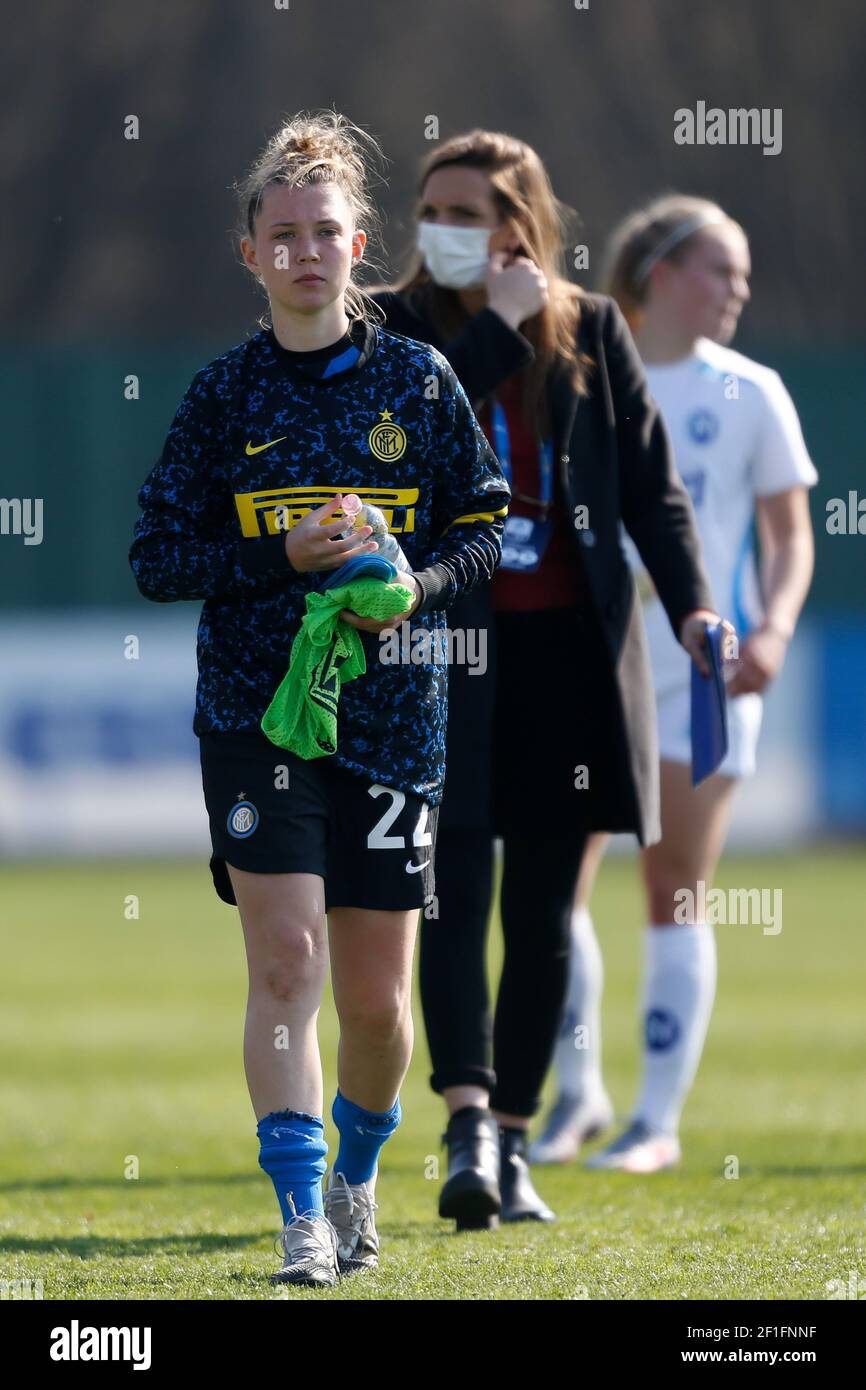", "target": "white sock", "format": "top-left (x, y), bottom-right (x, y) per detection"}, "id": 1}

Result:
top-left (553, 907), bottom-right (607, 1106)
top-left (633, 923), bottom-right (717, 1136)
